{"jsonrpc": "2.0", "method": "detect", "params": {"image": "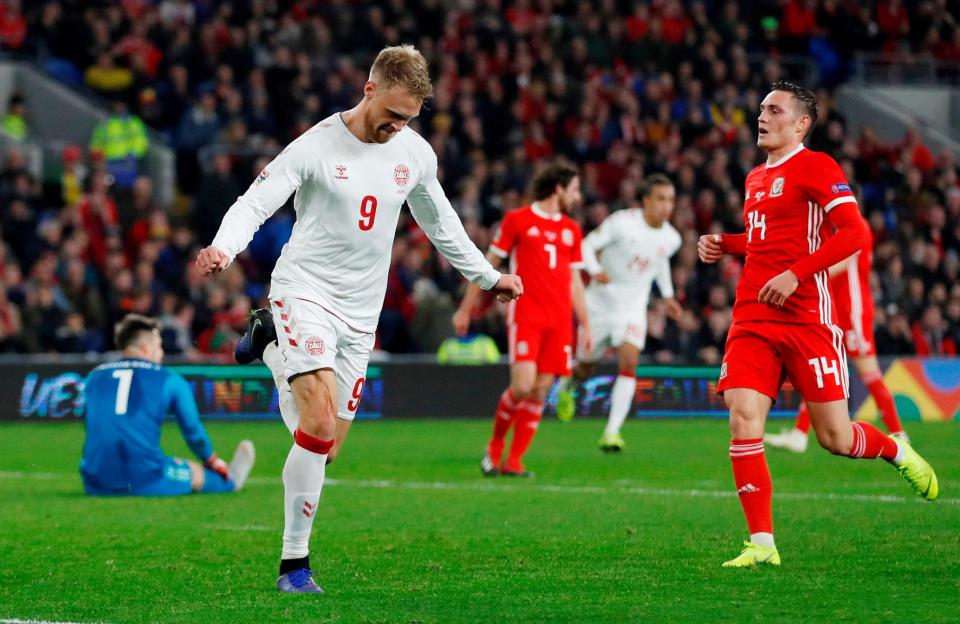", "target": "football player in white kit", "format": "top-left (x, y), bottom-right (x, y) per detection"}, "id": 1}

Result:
top-left (195, 45), bottom-right (523, 593)
top-left (556, 174), bottom-right (683, 451)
